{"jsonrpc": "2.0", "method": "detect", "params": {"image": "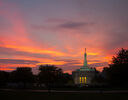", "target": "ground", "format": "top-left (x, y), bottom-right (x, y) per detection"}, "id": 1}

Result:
top-left (1, 90), bottom-right (128, 100)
